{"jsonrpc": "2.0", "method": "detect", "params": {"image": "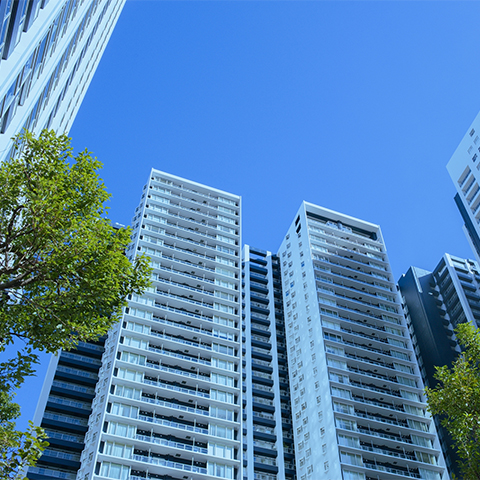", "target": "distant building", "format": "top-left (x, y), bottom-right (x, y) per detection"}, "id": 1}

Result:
top-left (399, 253), bottom-right (480, 478)
top-left (29, 339), bottom-right (106, 480)
top-left (447, 112), bottom-right (480, 262)
top-left (0, 0), bottom-right (125, 162)
top-left (242, 246), bottom-right (295, 480)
